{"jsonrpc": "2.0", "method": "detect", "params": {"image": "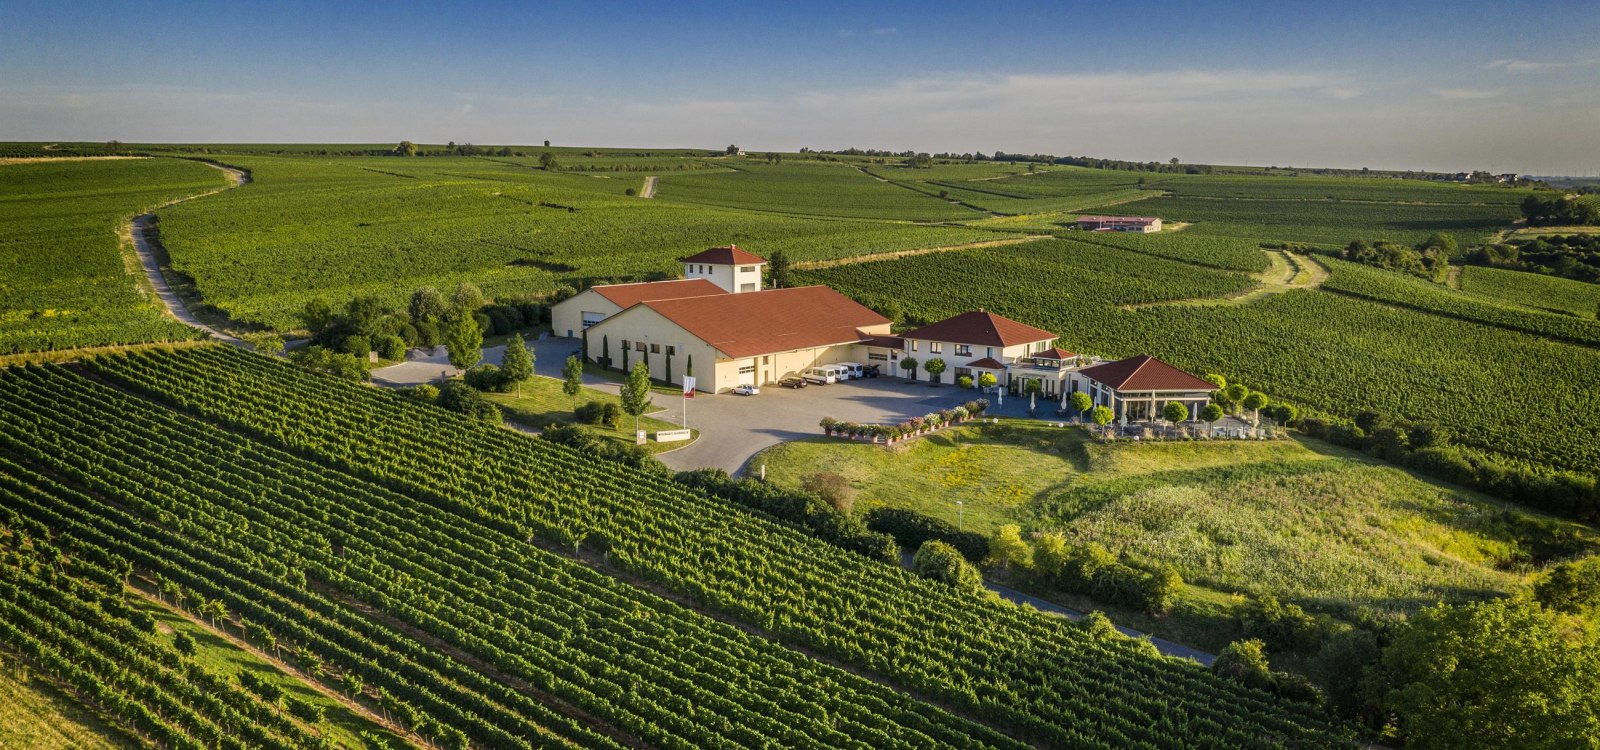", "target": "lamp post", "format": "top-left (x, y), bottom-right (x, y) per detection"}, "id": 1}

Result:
top-left (956, 500), bottom-right (964, 532)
